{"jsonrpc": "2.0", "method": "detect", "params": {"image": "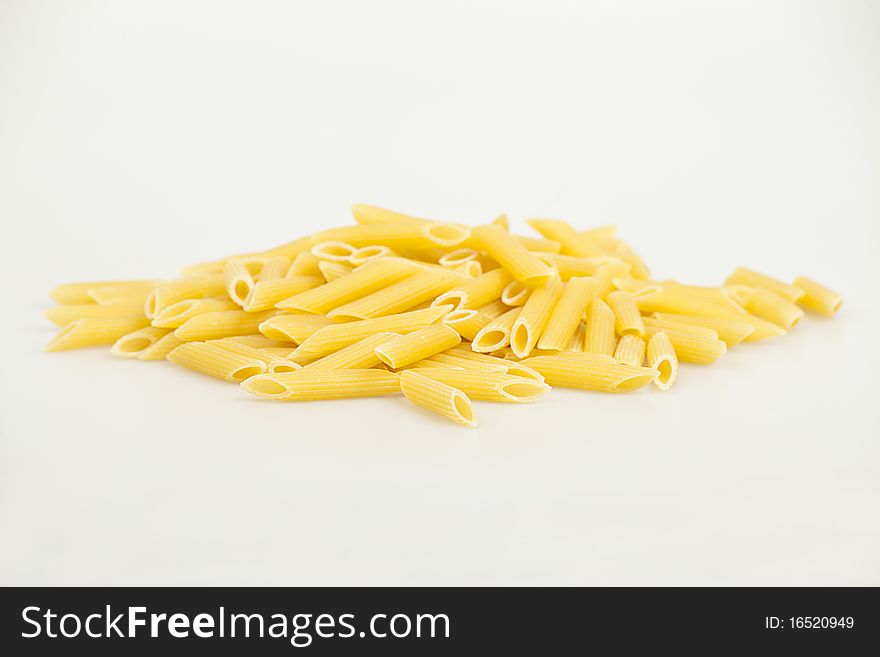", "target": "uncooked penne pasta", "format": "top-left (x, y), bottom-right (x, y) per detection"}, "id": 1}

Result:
top-left (243, 275), bottom-right (324, 312)
top-left (167, 341), bottom-right (268, 382)
top-left (223, 334), bottom-right (293, 348)
top-left (584, 298), bottom-right (616, 356)
top-left (454, 261), bottom-right (482, 277)
top-left (501, 280), bottom-right (531, 307)
top-left (642, 317), bottom-right (718, 340)
top-left (527, 218), bottom-right (598, 258)
top-left (300, 332), bottom-right (400, 371)
top-left (223, 259), bottom-right (256, 307)
top-left (607, 290), bottom-right (646, 337)
top-left (442, 309), bottom-right (494, 341)
top-left (566, 323), bottom-right (586, 352)
top-left (593, 261), bottom-right (631, 298)
top-left (317, 261), bottom-right (354, 282)
top-left (257, 255), bottom-right (292, 281)
top-left (399, 370), bottom-right (477, 427)
top-left (111, 326), bottom-right (173, 358)
top-left (643, 325), bottom-right (726, 364)
top-left (793, 276), bottom-right (842, 317)
top-left (288, 251), bottom-right (322, 276)
top-left (209, 340), bottom-right (300, 373)
top-left (614, 334), bottom-right (646, 367)
top-left (349, 245), bottom-right (395, 266)
top-left (87, 282), bottom-right (160, 306)
top-left (276, 257), bottom-right (421, 313)
top-left (174, 310), bottom-right (277, 341)
top-left (725, 267), bottom-right (804, 302)
top-left (375, 324), bottom-right (462, 369)
top-left (138, 332), bottom-right (185, 360)
top-left (311, 241), bottom-right (357, 263)
top-left (612, 277), bottom-right (662, 297)
top-left (145, 274), bottom-right (226, 318)
top-left (492, 213), bottom-right (509, 230)
top-left (520, 353), bottom-right (657, 392)
top-left (514, 235), bottom-right (562, 253)
top-left (432, 268), bottom-right (513, 310)
top-left (438, 248), bottom-right (479, 267)
top-left (242, 368), bottom-right (401, 400)
top-left (45, 303), bottom-right (145, 327)
top-left (350, 203), bottom-right (424, 225)
top-left (646, 331), bottom-right (678, 390)
top-left (46, 316), bottom-right (151, 351)
top-left (296, 305), bottom-right (453, 356)
top-left (49, 280), bottom-right (160, 305)
top-left (743, 287), bottom-right (804, 331)
top-left (650, 313), bottom-right (753, 346)
top-left (510, 276), bottom-right (564, 358)
top-left (151, 298), bottom-right (239, 328)
top-left (411, 368), bottom-right (550, 402)
top-left (329, 269), bottom-right (463, 319)
top-left (472, 307), bottom-right (522, 353)
top-left (538, 276), bottom-right (597, 350)
top-left (446, 344), bottom-right (544, 382)
top-left (469, 224), bottom-right (556, 287)
top-left (613, 242), bottom-right (651, 279)
top-left (533, 253), bottom-right (607, 280)
top-left (419, 353), bottom-right (506, 372)
top-left (312, 221), bottom-right (470, 249)
top-left (258, 313), bottom-right (344, 343)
